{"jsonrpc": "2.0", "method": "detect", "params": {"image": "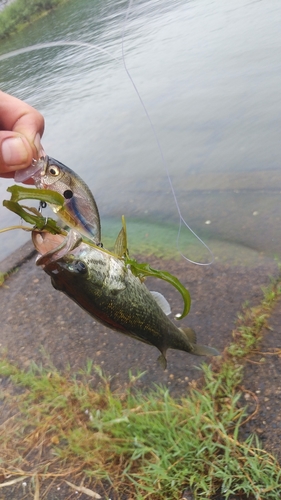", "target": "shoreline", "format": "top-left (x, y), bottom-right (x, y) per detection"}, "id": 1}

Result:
top-left (0, 0), bottom-right (15, 13)
top-left (0, 0), bottom-right (69, 40)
